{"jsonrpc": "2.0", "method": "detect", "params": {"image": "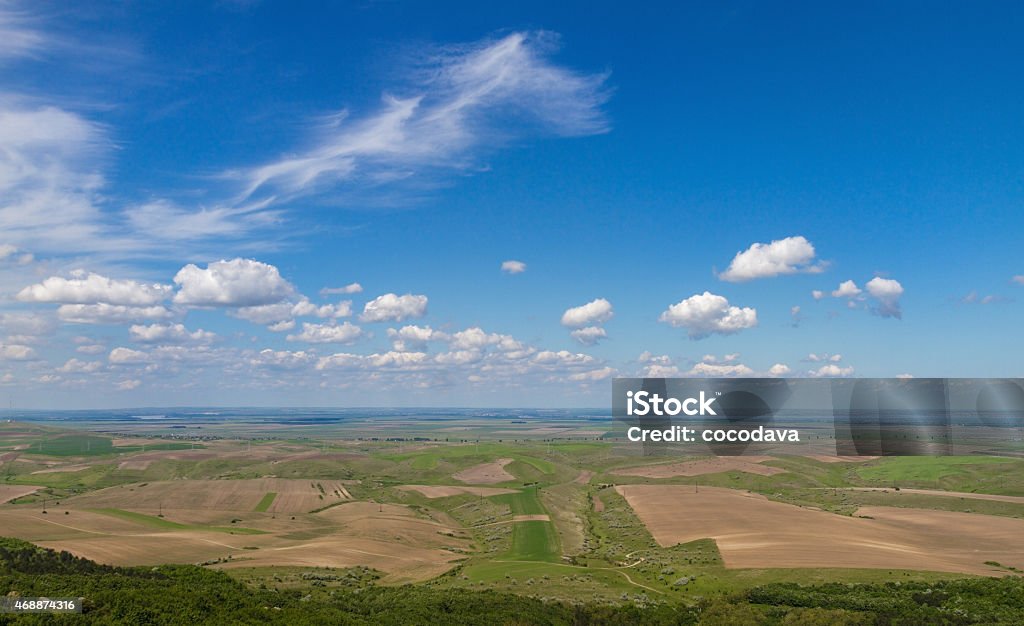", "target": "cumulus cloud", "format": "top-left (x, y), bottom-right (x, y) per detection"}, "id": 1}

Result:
top-left (813, 276), bottom-right (904, 319)
top-left (718, 235), bottom-right (826, 282)
top-left (865, 277), bottom-right (904, 319)
top-left (831, 280), bottom-right (862, 298)
top-left (116, 379), bottom-right (141, 390)
top-left (809, 363), bottom-right (855, 377)
top-left (0, 343), bottom-right (35, 360)
top-left (320, 283), bottom-right (363, 296)
top-left (0, 312), bottom-right (56, 337)
top-left (560, 298), bottom-right (613, 327)
top-left (501, 260), bottom-right (526, 274)
top-left (250, 349), bottom-right (317, 370)
top-left (173, 258), bottom-right (295, 307)
top-left (687, 362), bottom-right (754, 377)
top-left (568, 366), bottom-right (615, 382)
top-left (658, 291), bottom-right (757, 339)
top-left (683, 354), bottom-right (787, 378)
top-left (569, 326), bottom-right (607, 346)
top-left (58, 304), bottom-right (175, 324)
top-left (811, 290), bottom-right (825, 300)
top-left (237, 31), bottom-right (609, 204)
top-left (58, 358), bottom-right (102, 373)
top-left (129, 323), bottom-right (216, 344)
top-left (17, 270), bottom-right (171, 305)
top-left (1013, 275), bottom-right (1024, 285)
top-left (360, 293), bottom-right (428, 322)
top-left (447, 327), bottom-right (524, 352)
top-left (387, 325), bottom-right (447, 352)
top-left (803, 353), bottom-right (843, 363)
top-left (316, 350), bottom-right (431, 371)
top-left (108, 347), bottom-right (147, 364)
top-left (233, 298), bottom-right (352, 326)
top-left (532, 350), bottom-right (596, 367)
top-left (637, 352), bottom-right (681, 378)
top-left (286, 321), bottom-right (363, 344)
